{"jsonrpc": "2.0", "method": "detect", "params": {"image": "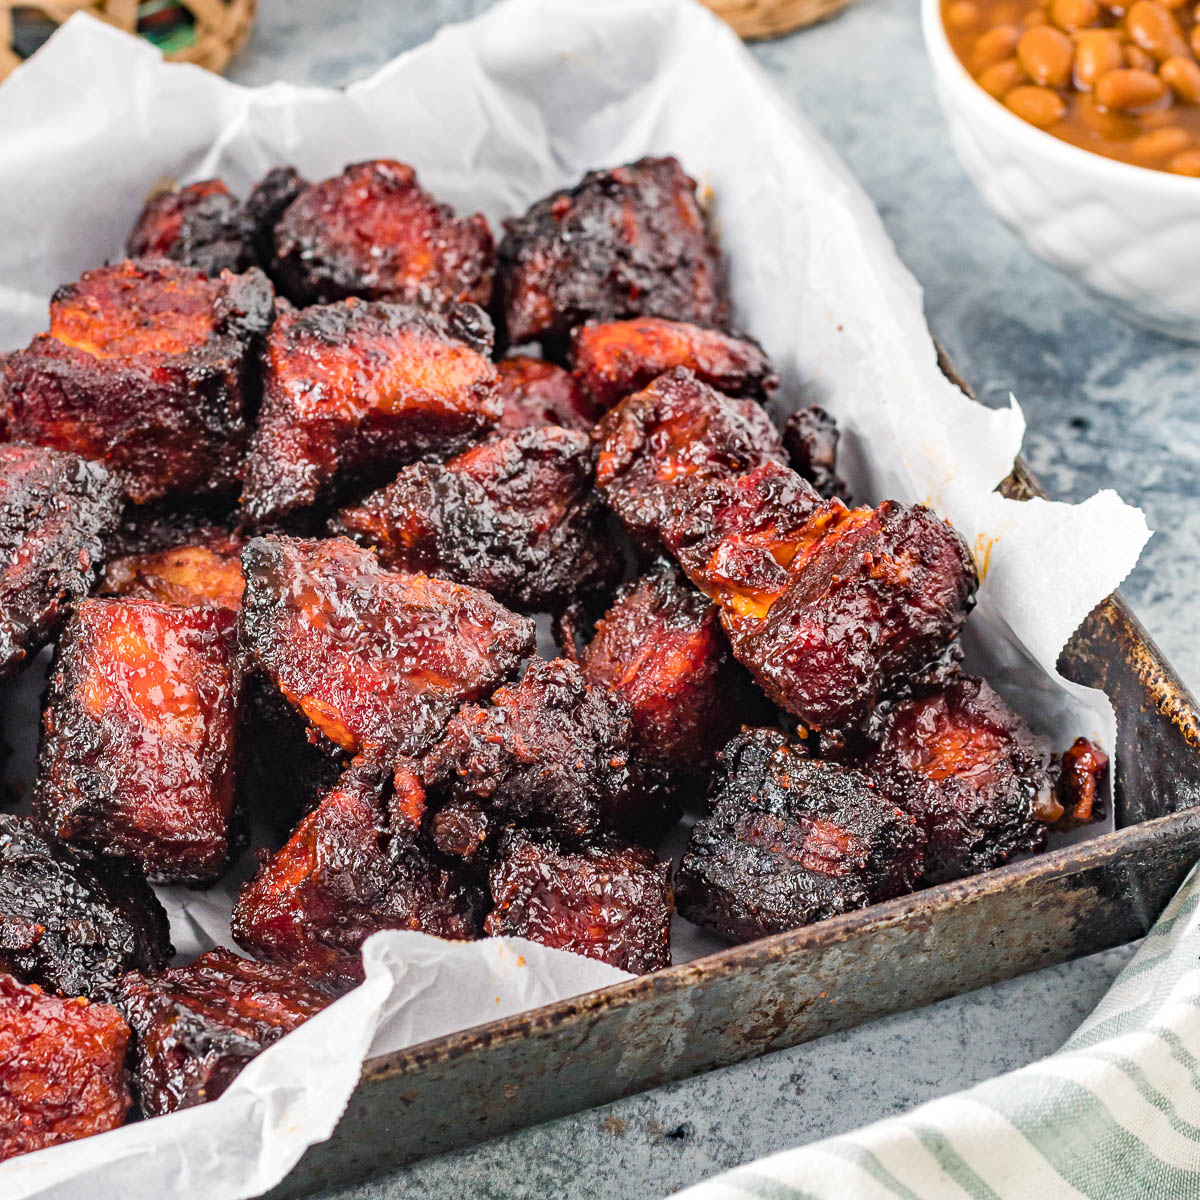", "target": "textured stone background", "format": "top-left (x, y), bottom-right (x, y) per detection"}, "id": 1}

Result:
top-left (225, 1), bottom-right (1197, 1195)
